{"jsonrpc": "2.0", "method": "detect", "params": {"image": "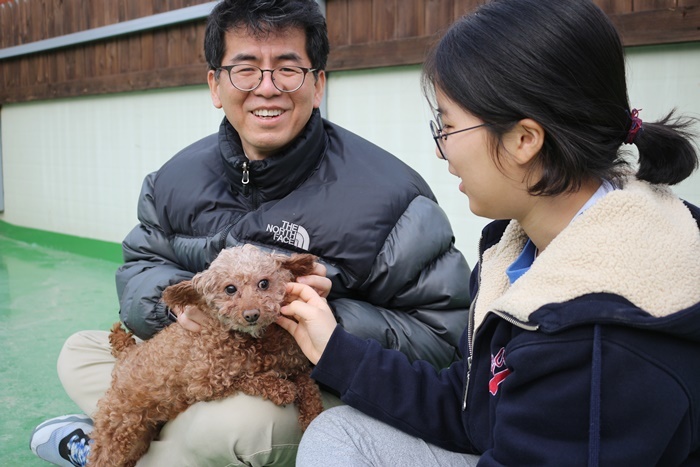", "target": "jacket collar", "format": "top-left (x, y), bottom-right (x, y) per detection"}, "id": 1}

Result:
top-left (218, 109), bottom-right (327, 202)
top-left (475, 179), bottom-right (700, 331)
